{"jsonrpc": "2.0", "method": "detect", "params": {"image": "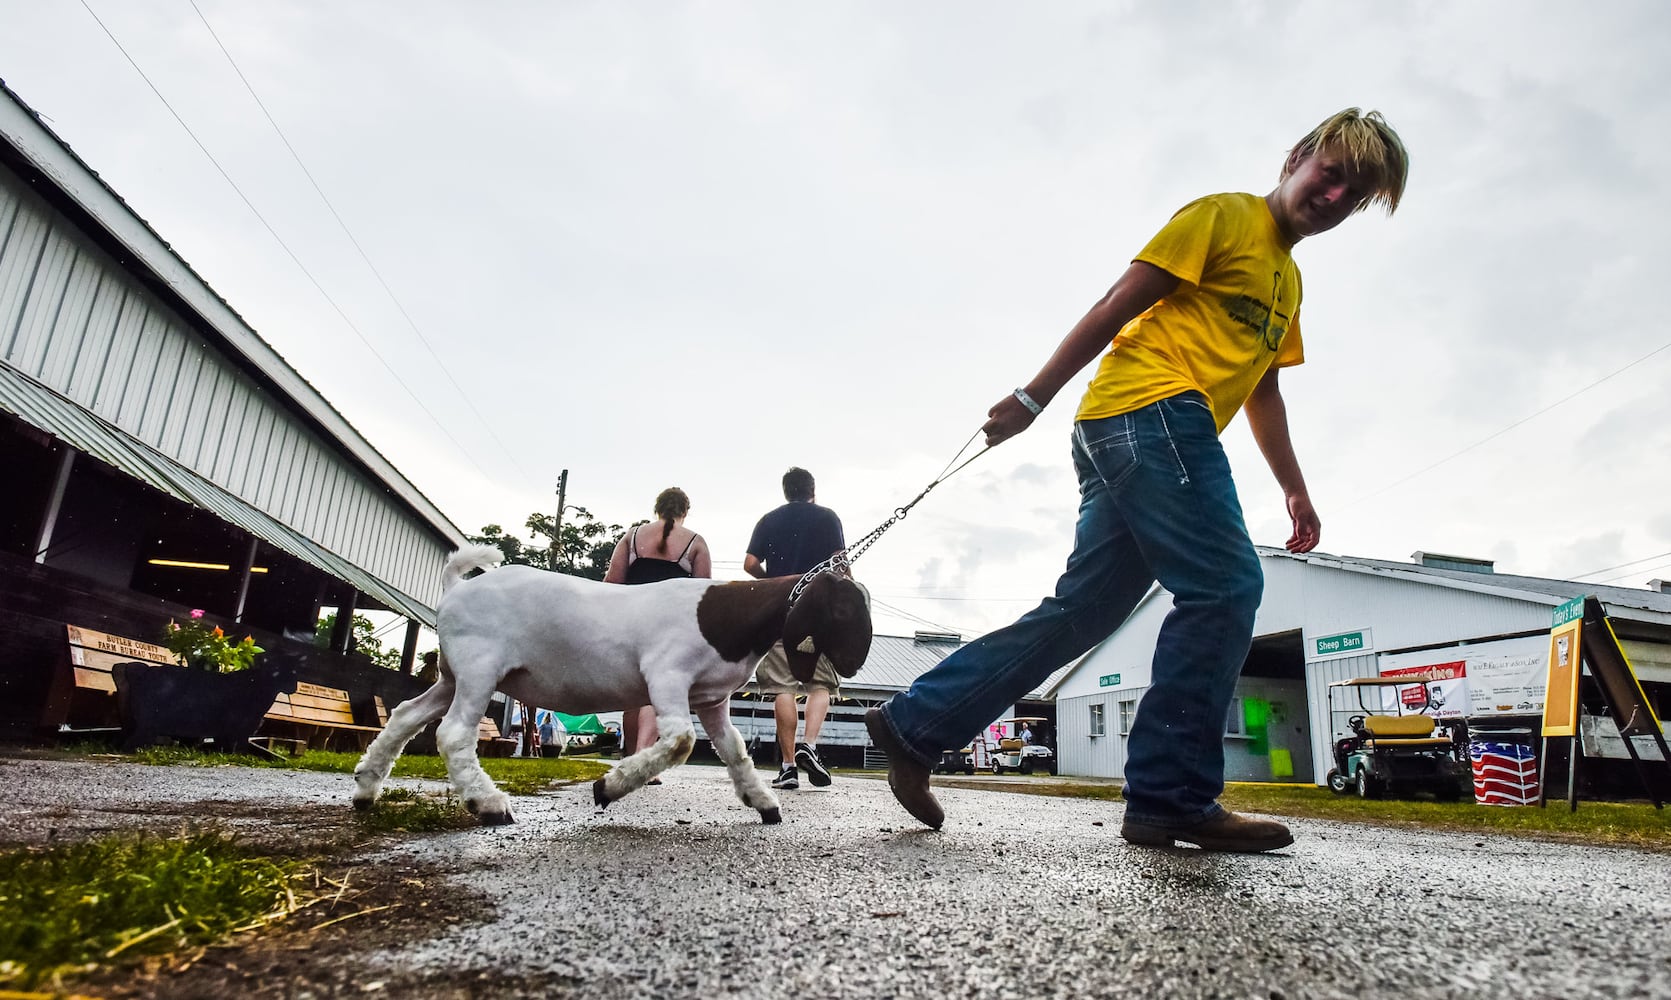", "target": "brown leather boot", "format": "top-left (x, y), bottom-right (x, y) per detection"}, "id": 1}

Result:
top-left (1120, 810), bottom-right (1293, 853)
top-left (864, 708), bottom-right (944, 830)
